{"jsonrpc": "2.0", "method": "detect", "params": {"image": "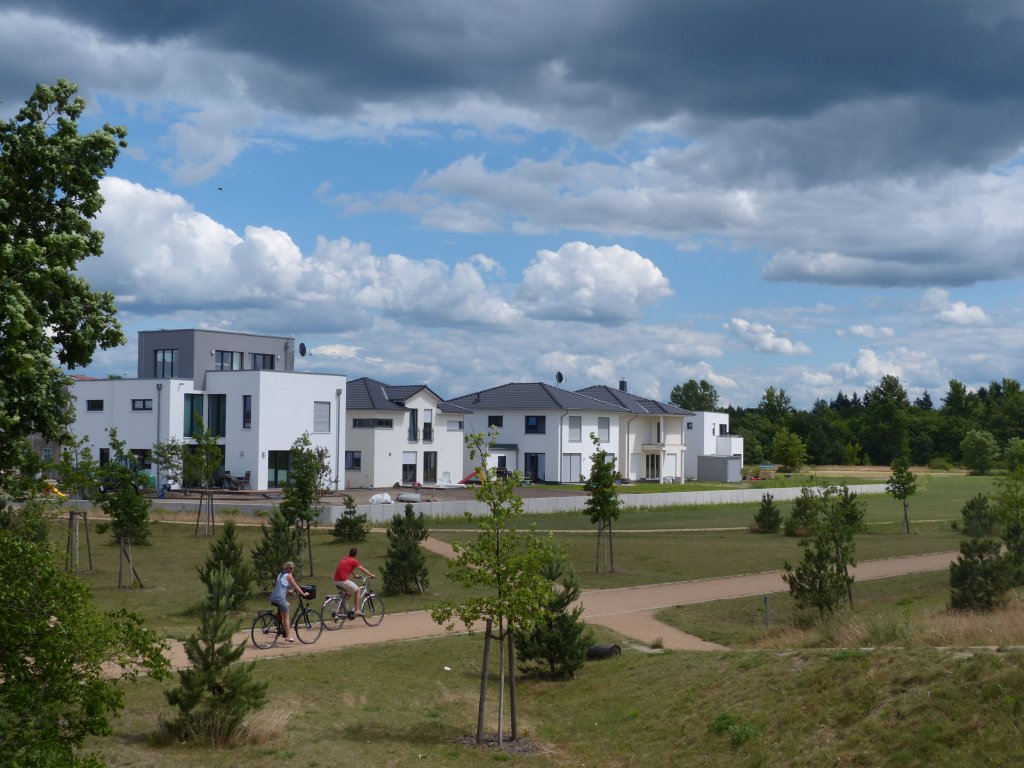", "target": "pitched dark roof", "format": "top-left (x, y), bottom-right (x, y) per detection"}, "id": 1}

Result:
top-left (576, 385), bottom-right (693, 416)
top-left (447, 382), bottom-right (628, 412)
top-left (347, 377), bottom-right (471, 414)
